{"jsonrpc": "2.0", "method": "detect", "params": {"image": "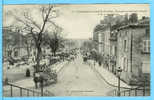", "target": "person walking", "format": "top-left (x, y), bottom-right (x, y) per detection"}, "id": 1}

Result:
top-left (99, 60), bottom-right (102, 66)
